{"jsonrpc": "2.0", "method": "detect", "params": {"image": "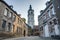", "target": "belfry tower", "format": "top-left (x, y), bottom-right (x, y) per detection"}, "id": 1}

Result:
top-left (28, 5), bottom-right (34, 28)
